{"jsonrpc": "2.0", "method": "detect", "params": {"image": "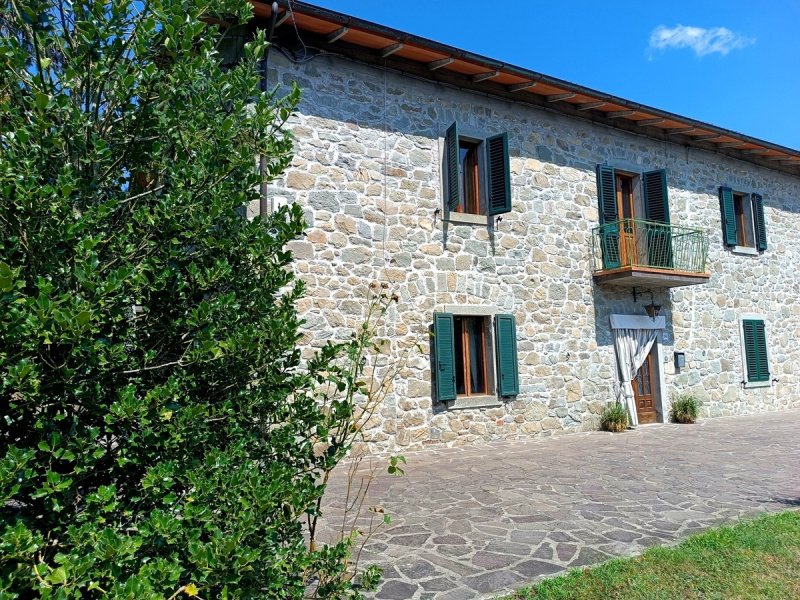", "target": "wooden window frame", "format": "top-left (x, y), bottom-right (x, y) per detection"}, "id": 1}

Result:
top-left (456, 138), bottom-right (484, 216)
top-left (615, 172), bottom-right (636, 220)
top-left (454, 315), bottom-right (490, 397)
top-left (733, 191), bottom-right (756, 250)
